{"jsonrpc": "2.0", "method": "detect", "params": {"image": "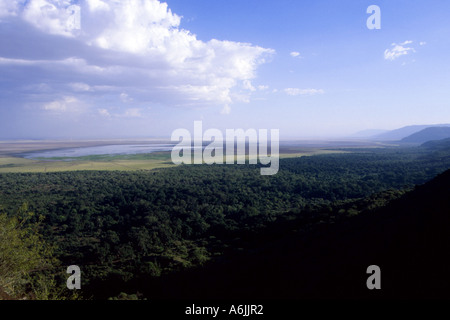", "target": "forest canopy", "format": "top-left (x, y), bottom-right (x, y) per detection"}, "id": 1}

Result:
top-left (0, 146), bottom-right (449, 299)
